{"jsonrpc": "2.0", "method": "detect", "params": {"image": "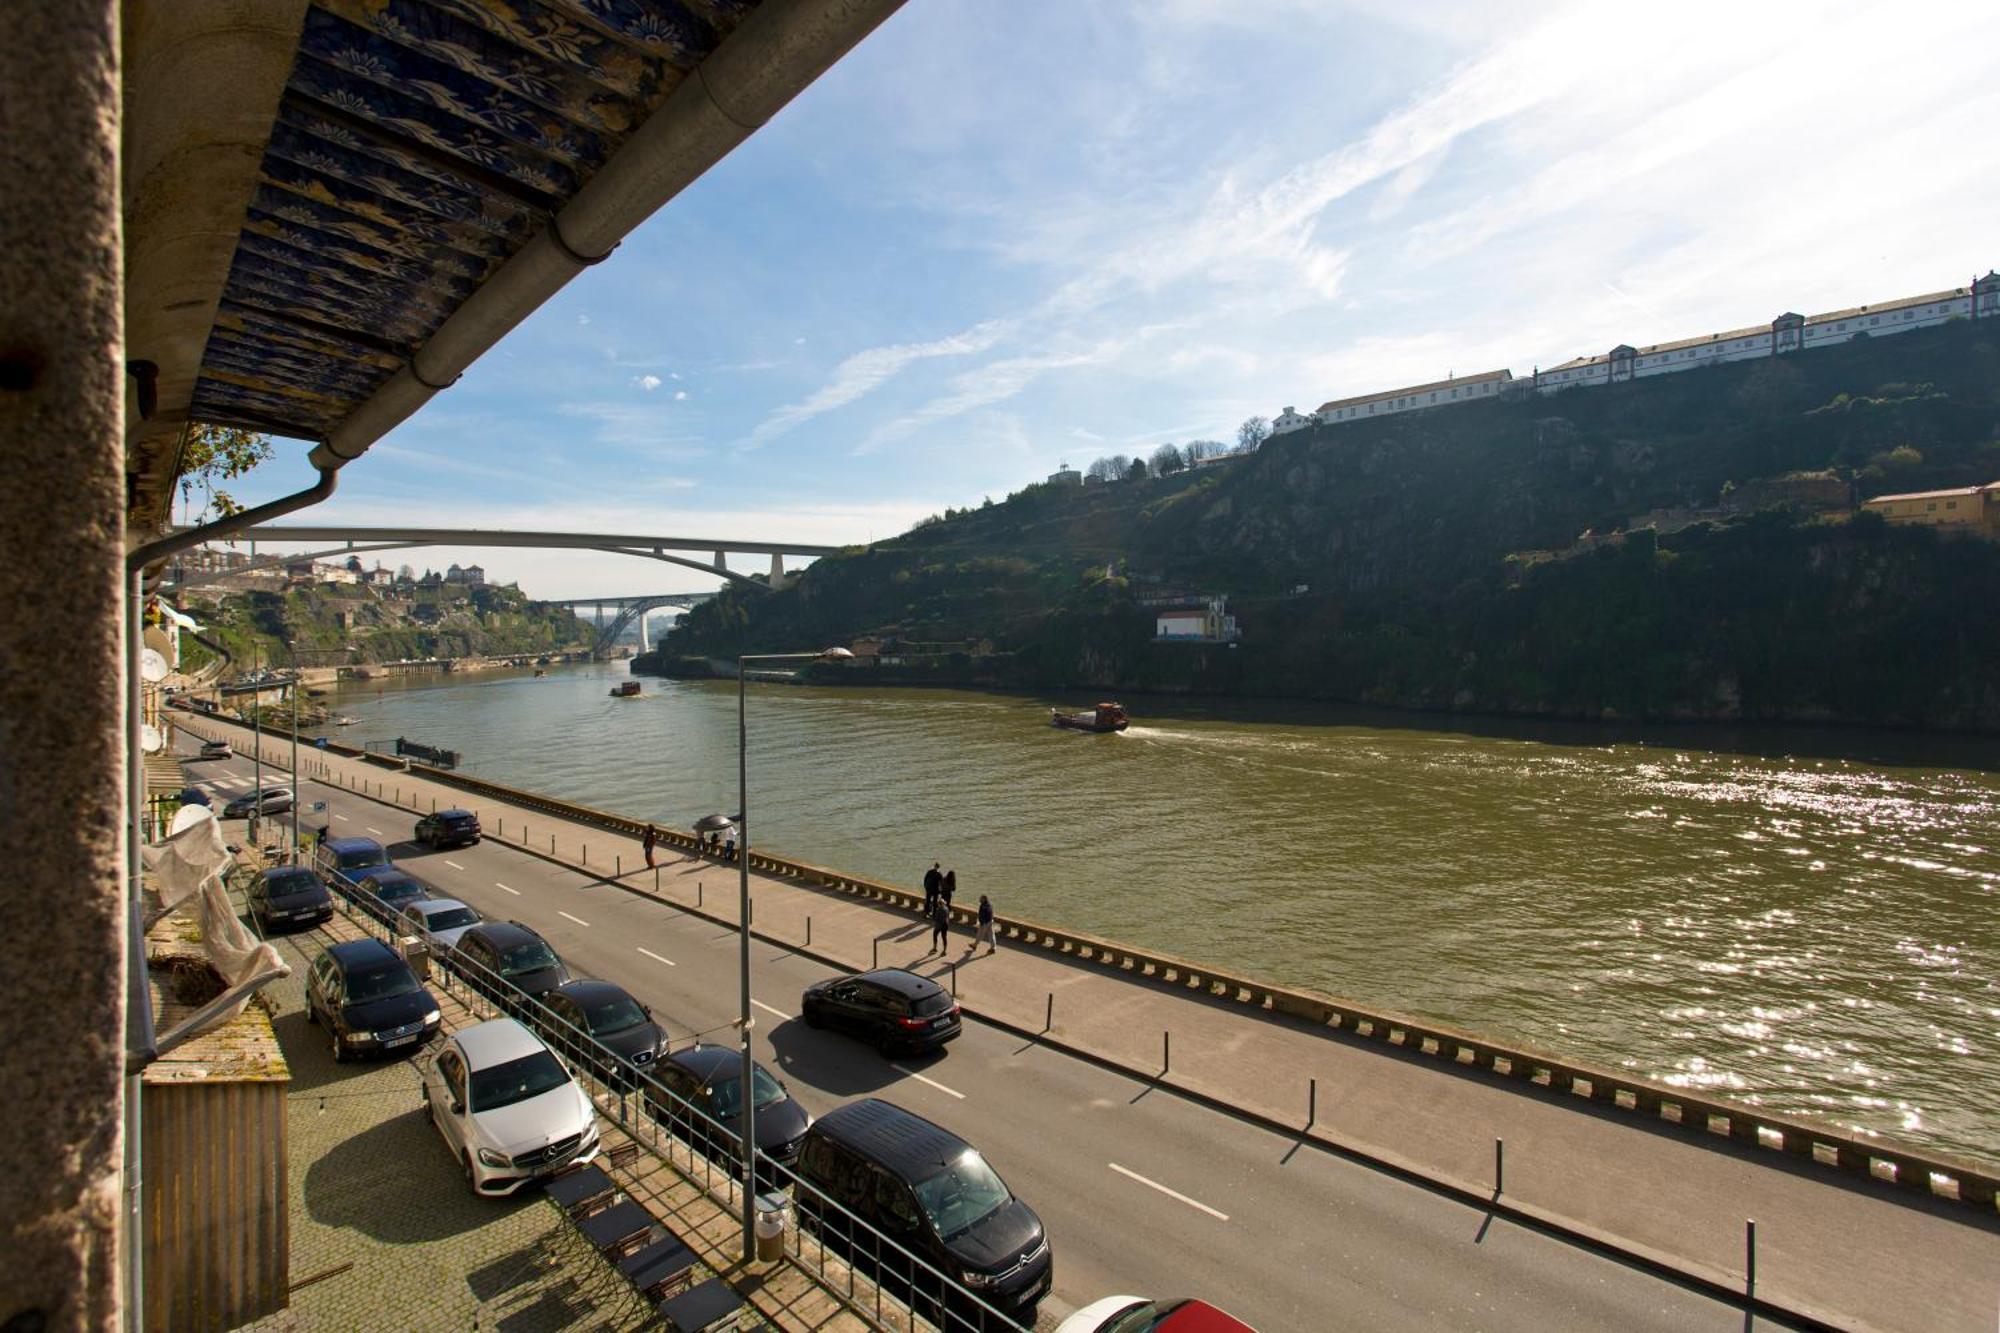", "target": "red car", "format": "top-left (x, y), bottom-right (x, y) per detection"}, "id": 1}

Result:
top-left (1056, 1298), bottom-right (1258, 1333)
